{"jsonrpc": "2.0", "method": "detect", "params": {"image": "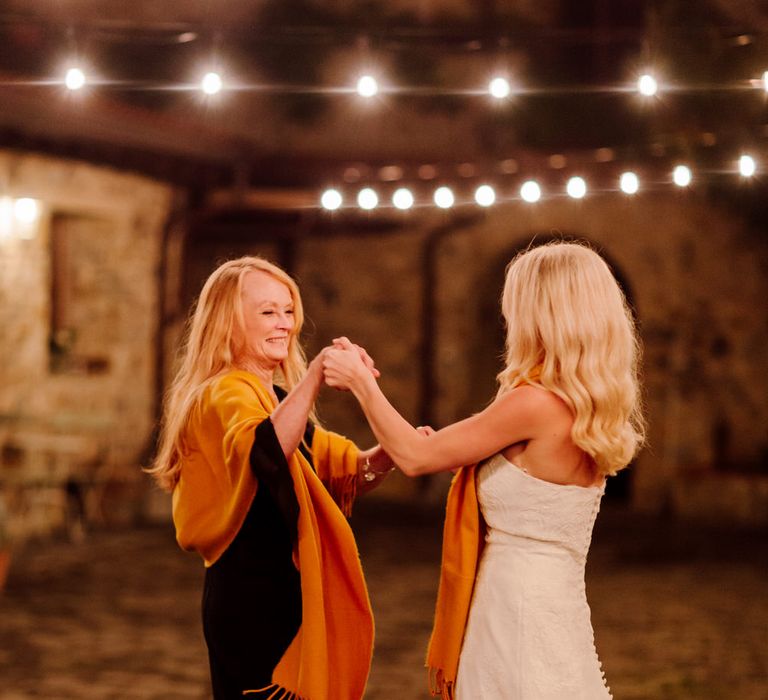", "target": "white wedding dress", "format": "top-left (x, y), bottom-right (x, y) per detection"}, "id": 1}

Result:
top-left (455, 453), bottom-right (612, 699)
